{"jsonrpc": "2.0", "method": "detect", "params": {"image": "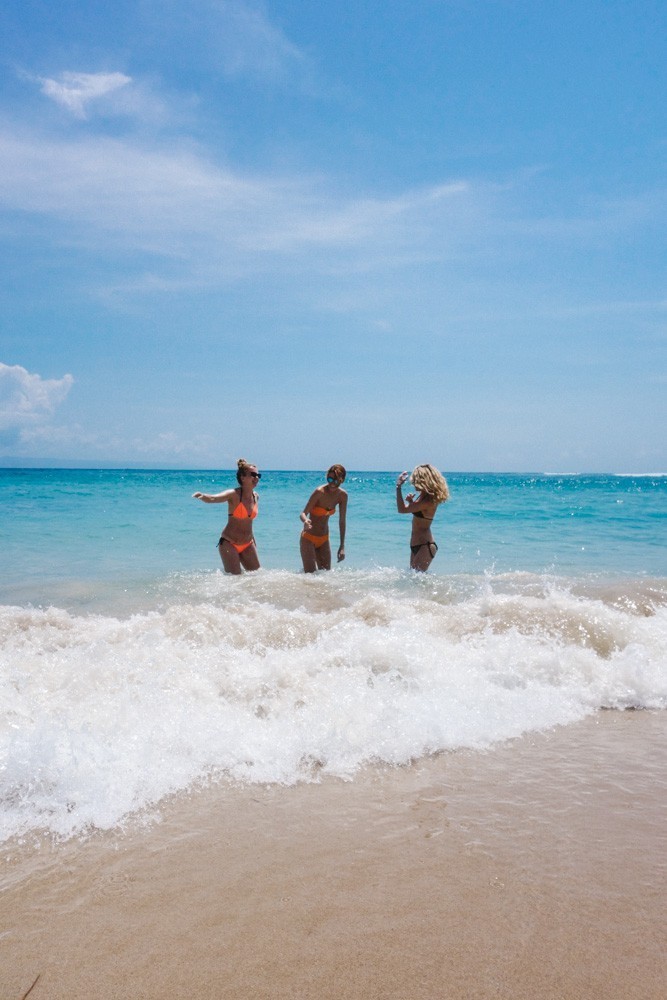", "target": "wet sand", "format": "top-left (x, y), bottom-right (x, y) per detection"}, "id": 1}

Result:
top-left (2, 711), bottom-right (666, 1000)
